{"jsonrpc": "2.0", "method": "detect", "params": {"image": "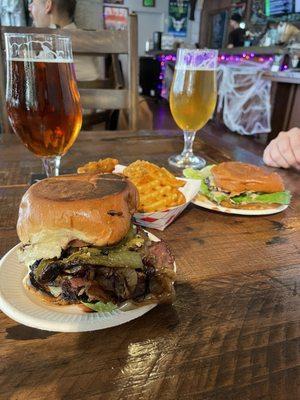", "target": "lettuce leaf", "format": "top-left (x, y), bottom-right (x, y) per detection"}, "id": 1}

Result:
top-left (231, 191), bottom-right (291, 205)
top-left (185, 167), bottom-right (228, 204)
top-left (198, 177), bottom-right (228, 204)
top-left (81, 301), bottom-right (118, 313)
top-left (183, 165), bottom-right (215, 180)
top-left (209, 191), bottom-right (229, 204)
top-left (200, 179), bottom-right (210, 196)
